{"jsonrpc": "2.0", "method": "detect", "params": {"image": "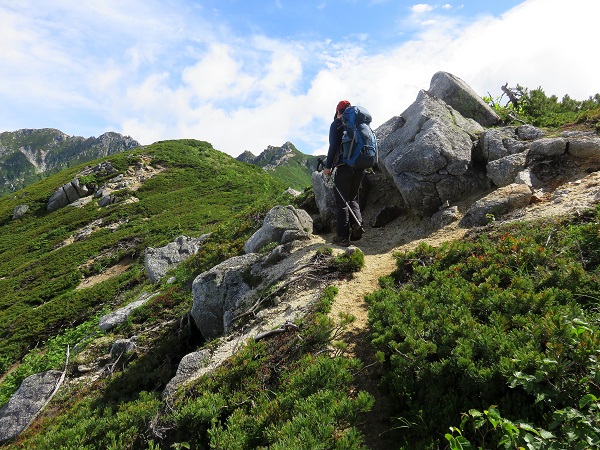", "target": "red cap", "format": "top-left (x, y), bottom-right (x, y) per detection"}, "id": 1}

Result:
top-left (336, 100), bottom-right (350, 114)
